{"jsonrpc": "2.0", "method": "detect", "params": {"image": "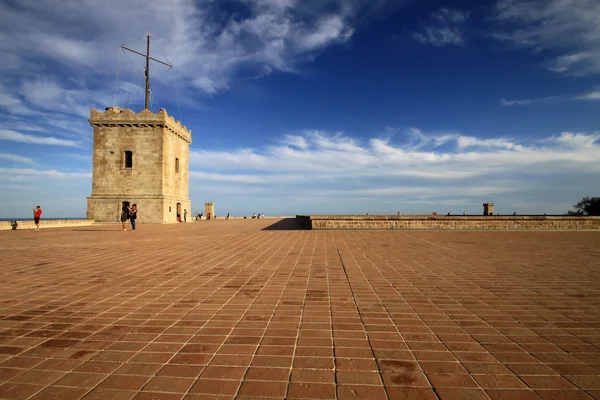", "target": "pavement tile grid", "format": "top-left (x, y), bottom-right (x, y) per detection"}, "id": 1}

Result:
top-left (0, 220), bottom-right (599, 400)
